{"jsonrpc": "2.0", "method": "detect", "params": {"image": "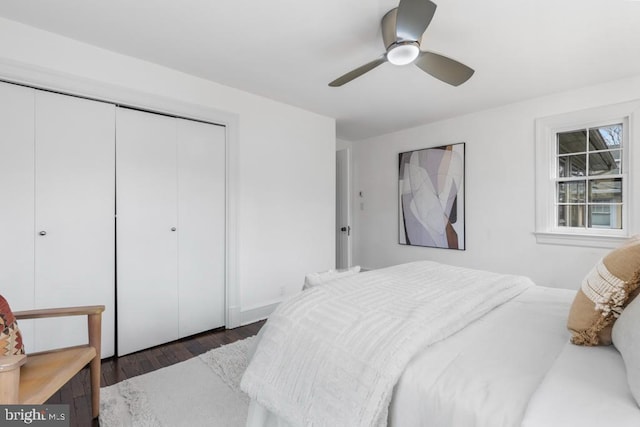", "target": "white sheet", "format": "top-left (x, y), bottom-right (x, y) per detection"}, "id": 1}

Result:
top-left (389, 286), bottom-right (575, 427)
